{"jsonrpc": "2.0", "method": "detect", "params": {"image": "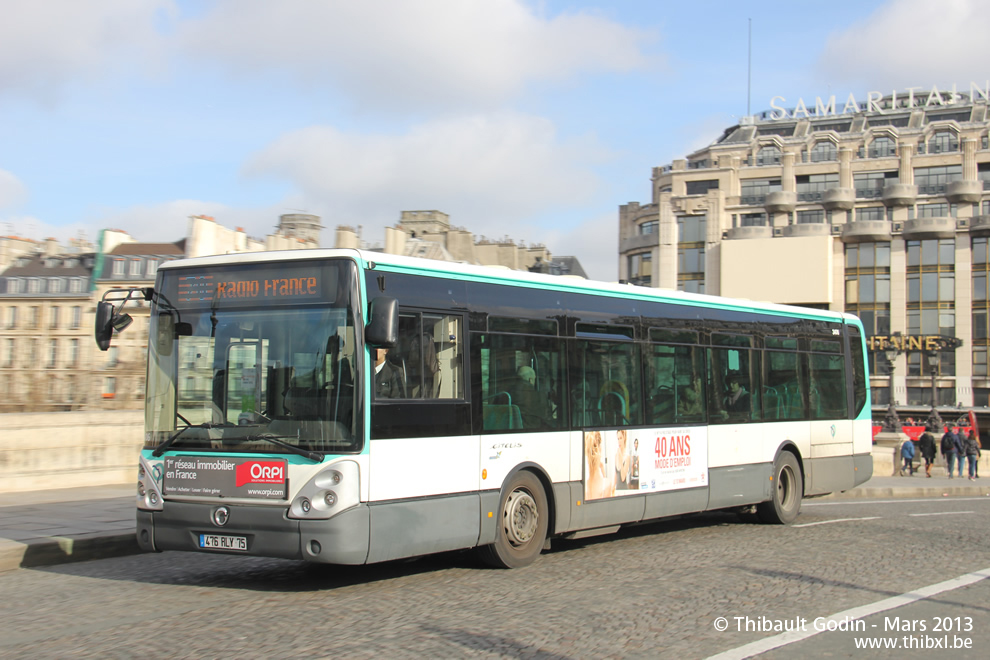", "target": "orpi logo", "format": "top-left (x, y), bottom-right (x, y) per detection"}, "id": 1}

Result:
top-left (235, 461), bottom-right (285, 487)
